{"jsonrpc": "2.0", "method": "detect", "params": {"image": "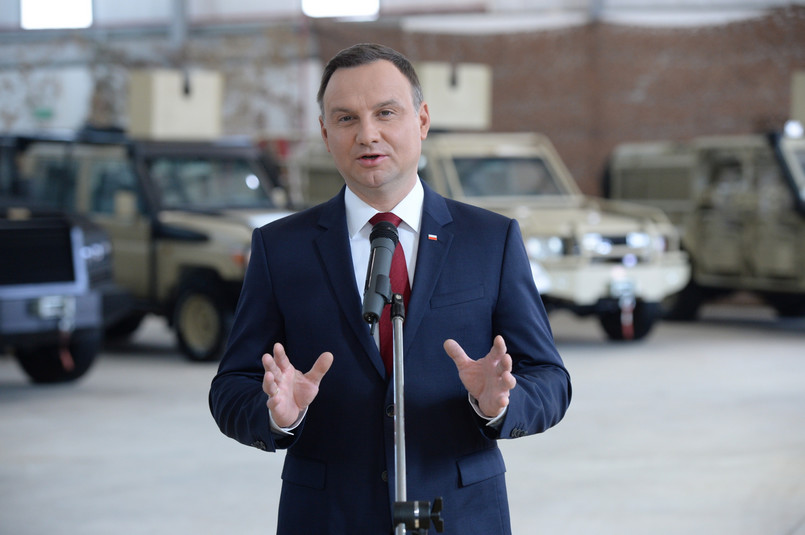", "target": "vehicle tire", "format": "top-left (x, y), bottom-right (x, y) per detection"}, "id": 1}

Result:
top-left (105, 312), bottom-right (146, 341)
top-left (14, 328), bottom-right (101, 383)
top-left (598, 300), bottom-right (661, 341)
top-left (173, 282), bottom-right (233, 362)
top-left (663, 279), bottom-right (705, 321)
